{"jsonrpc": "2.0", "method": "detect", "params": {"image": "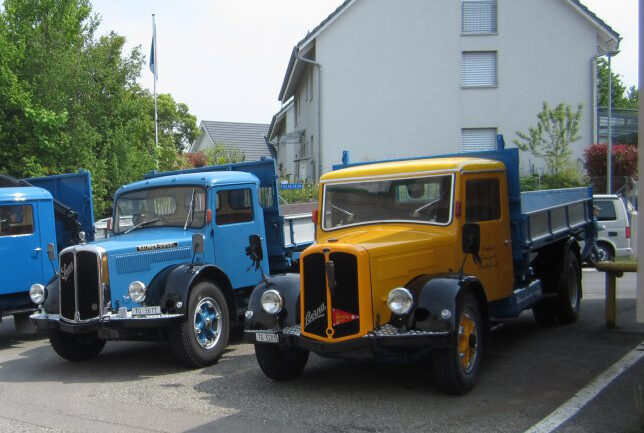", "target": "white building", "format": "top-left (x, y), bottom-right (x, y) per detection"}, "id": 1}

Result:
top-left (267, 0), bottom-right (620, 180)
